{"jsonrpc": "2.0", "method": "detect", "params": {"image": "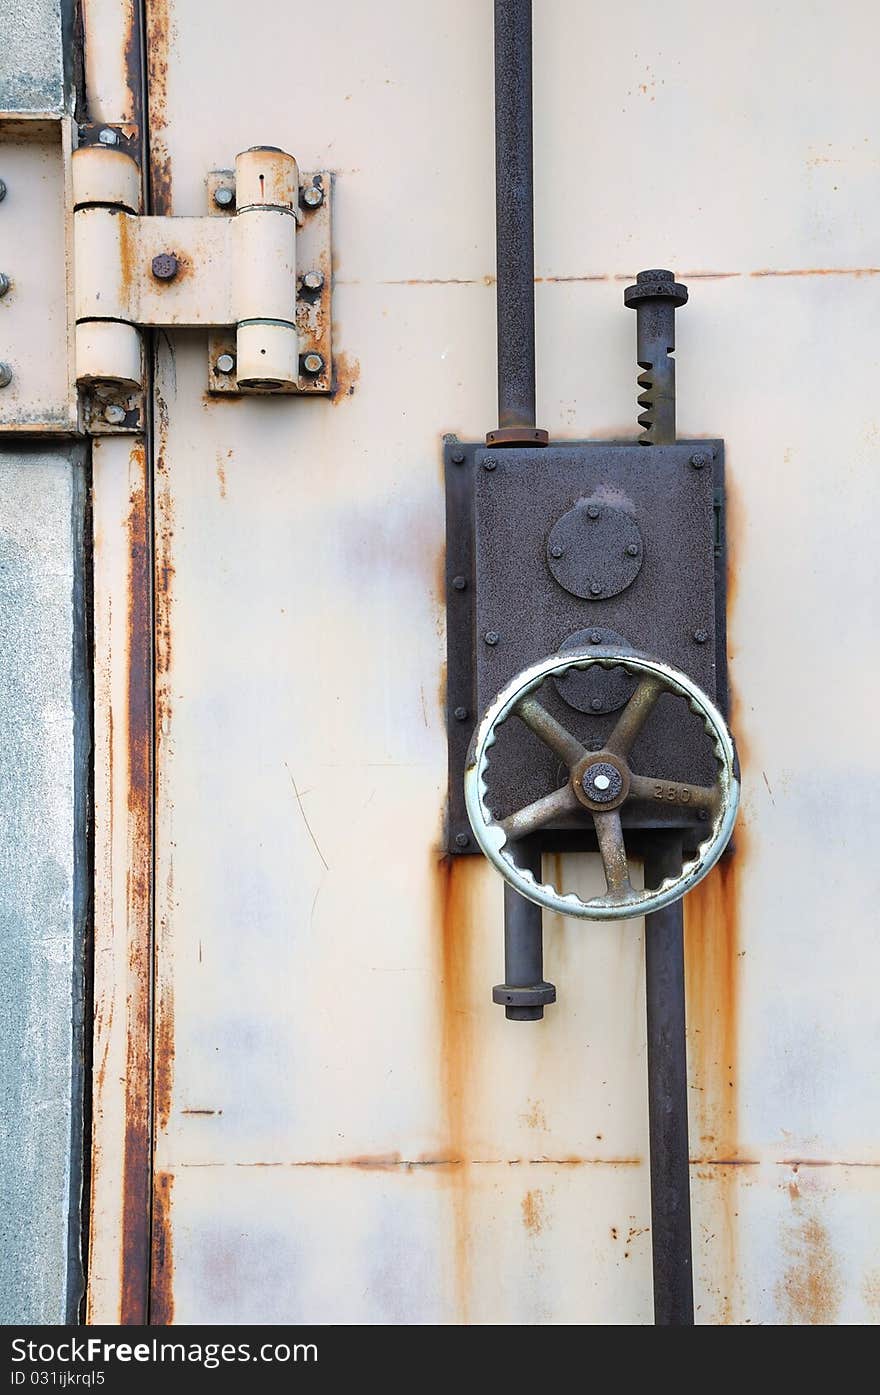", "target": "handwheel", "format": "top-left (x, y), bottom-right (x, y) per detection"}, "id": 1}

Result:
top-left (464, 648), bottom-right (740, 920)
